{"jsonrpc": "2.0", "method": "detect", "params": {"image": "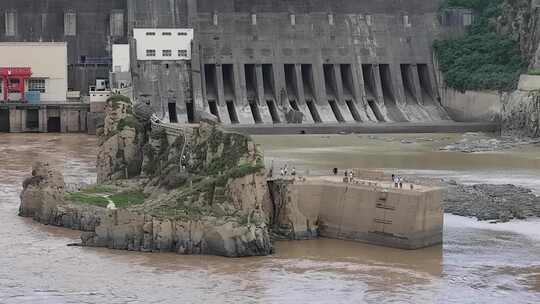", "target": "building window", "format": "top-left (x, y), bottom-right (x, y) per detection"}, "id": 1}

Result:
top-left (162, 32), bottom-right (172, 36)
top-left (178, 49), bottom-right (188, 57)
top-left (145, 32), bottom-right (156, 36)
top-left (146, 49), bottom-right (156, 57)
top-left (403, 15), bottom-right (411, 27)
top-left (110, 11), bottom-right (124, 36)
top-left (328, 13), bottom-right (334, 26)
top-left (178, 32), bottom-right (187, 36)
top-left (213, 12), bottom-right (219, 26)
top-left (28, 79), bottom-right (46, 93)
top-left (251, 13), bottom-right (257, 25)
top-left (64, 12), bottom-right (77, 36)
top-left (162, 50), bottom-right (172, 57)
top-left (366, 14), bottom-right (373, 26)
top-left (290, 14), bottom-right (296, 26)
top-left (463, 13), bottom-right (473, 26)
top-left (5, 10), bottom-right (17, 36)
